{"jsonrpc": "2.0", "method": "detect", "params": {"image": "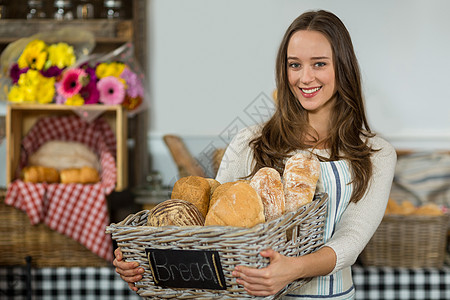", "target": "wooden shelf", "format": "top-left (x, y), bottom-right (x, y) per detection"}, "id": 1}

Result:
top-left (6, 104), bottom-right (128, 191)
top-left (0, 19), bottom-right (133, 44)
